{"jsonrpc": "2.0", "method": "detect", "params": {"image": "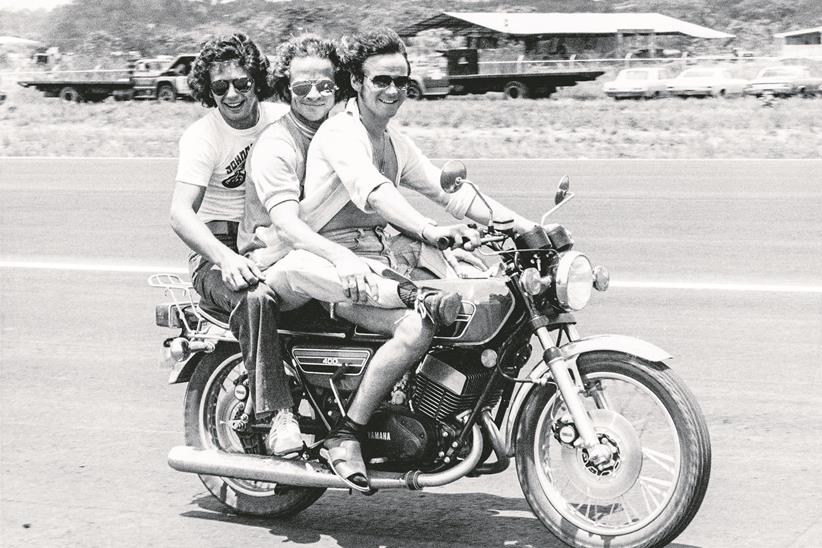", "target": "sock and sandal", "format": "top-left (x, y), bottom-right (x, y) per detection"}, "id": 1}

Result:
top-left (320, 416), bottom-right (372, 492)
